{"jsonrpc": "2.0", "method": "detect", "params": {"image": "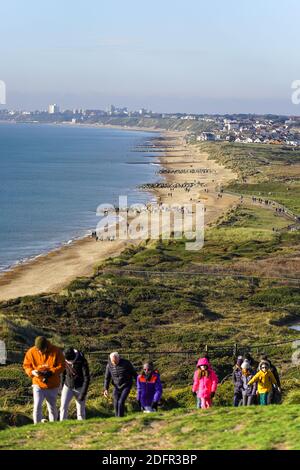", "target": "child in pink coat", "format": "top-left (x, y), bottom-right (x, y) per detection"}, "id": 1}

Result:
top-left (192, 357), bottom-right (218, 409)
